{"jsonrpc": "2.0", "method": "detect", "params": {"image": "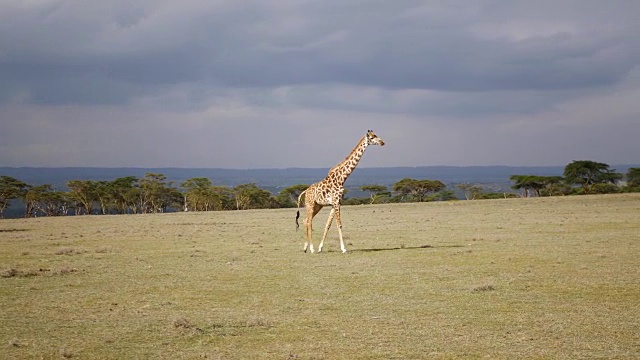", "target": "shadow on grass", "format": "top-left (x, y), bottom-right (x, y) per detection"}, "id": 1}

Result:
top-left (352, 244), bottom-right (465, 253)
